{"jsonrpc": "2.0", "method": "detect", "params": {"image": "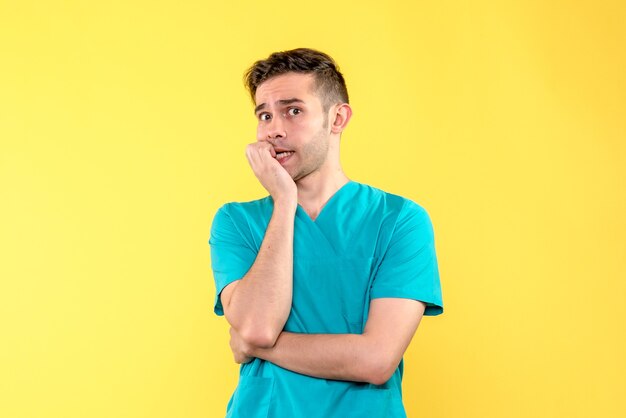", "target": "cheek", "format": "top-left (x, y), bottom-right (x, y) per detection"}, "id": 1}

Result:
top-left (293, 118), bottom-right (317, 134)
